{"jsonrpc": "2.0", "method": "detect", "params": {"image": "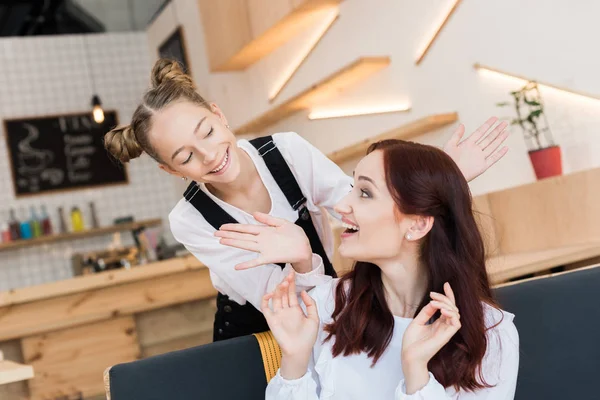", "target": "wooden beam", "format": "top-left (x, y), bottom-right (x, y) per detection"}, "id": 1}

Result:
top-left (269, 12), bottom-right (340, 102)
top-left (474, 63), bottom-right (600, 101)
top-left (0, 268), bottom-right (216, 342)
top-left (212, 0), bottom-right (343, 71)
top-left (0, 351), bottom-right (34, 386)
top-left (415, 0), bottom-right (462, 65)
top-left (234, 56), bottom-right (391, 135)
top-left (327, 113), bottom-right (458, 164)
top-left (0, 219), bottom-right (161, 253)
top-left (0, 256), bottom-right (204, 307)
